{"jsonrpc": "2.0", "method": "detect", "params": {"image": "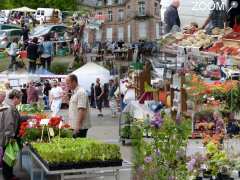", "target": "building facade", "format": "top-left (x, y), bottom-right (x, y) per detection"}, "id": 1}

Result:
top-left (83, 0), bottom-right (161, 44)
